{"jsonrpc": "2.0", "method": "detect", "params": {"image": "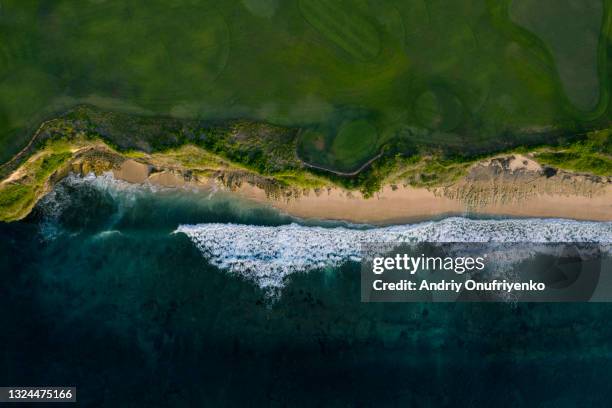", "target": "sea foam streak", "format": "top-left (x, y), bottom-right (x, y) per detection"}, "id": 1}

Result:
top-left (176, 219), bottom-right (612, 294)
